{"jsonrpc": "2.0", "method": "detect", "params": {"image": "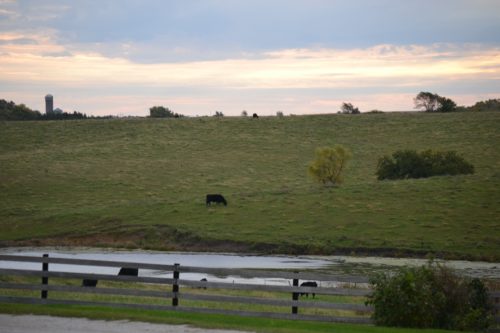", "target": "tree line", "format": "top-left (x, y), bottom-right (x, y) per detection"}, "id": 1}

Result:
top-left (414, 94), bottom-right (499, 113)
top-left (2, 95), bottom-right (499, 121)
top-left (0, 99), bottom-right (88, 121)
top-left (341, 93), bottom-right (500, 114)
